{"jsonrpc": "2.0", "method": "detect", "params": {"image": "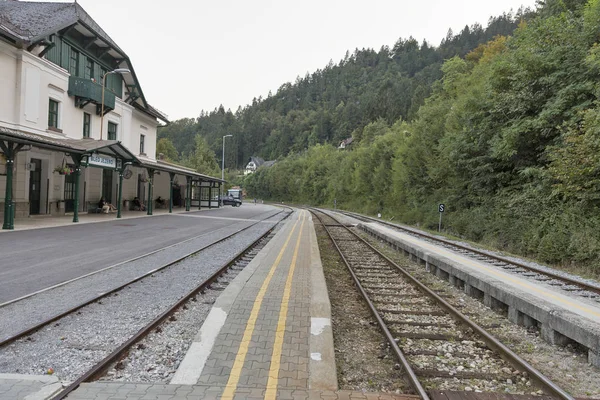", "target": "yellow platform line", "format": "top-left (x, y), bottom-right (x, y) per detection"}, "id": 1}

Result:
top-left (220, 215), bottom-right (300, 400)
top-left (265, 211), bottom-right (306, 400)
